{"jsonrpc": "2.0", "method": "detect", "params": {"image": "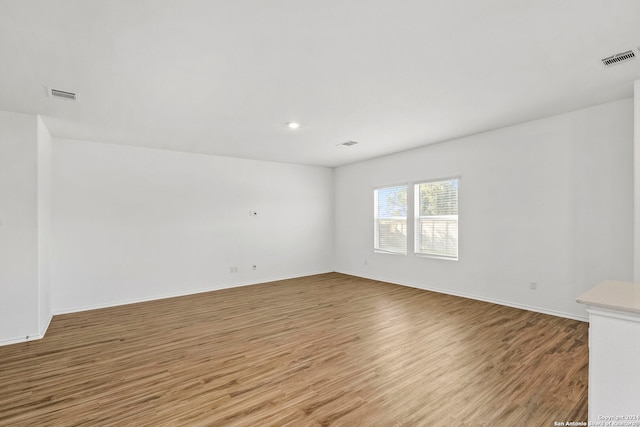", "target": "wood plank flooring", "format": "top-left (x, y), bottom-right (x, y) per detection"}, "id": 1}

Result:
top-left (0, 273), bottom-right (588, 426)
